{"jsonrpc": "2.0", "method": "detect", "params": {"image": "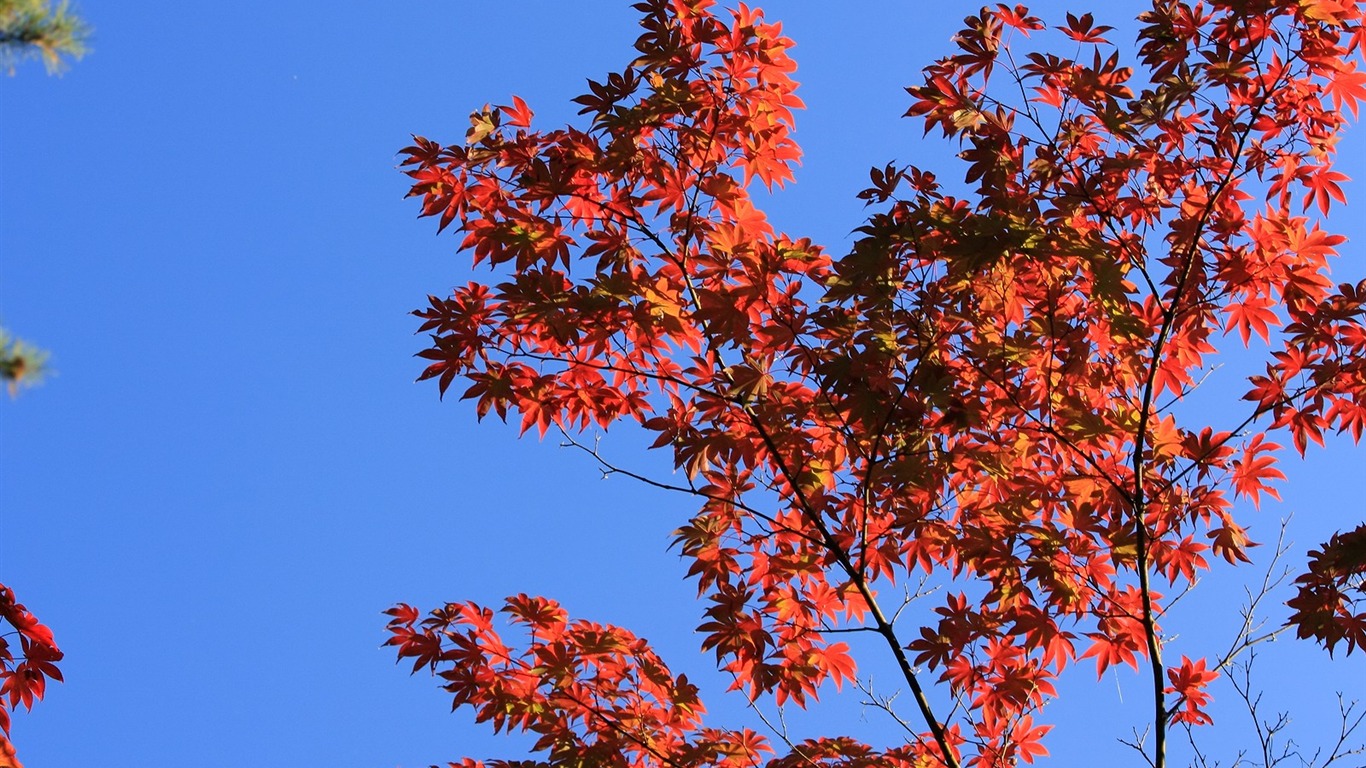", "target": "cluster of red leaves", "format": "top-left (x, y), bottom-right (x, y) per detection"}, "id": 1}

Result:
top-left (397, 1), bottom-right (1365, 766)
top-left (1164, 656), bottom-right (1219, 726)
top-left (0, 584), bottom-right (62, 763)
top-left (1287, 523), bottom-right (1366, 654)
top-left (384, 597), bottom-right (950, 768)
